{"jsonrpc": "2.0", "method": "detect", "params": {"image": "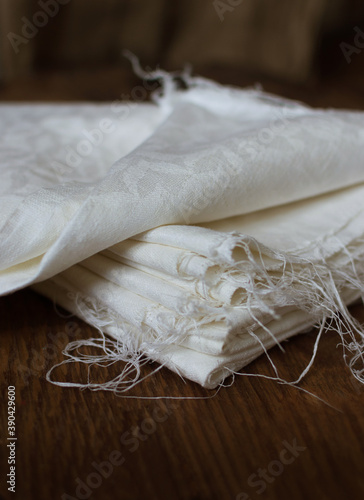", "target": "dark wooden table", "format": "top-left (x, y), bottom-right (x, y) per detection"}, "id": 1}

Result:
top-left (1, 55), bottom-right (364, 500)
top-left (1, 290), bottom-right (364, 500)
